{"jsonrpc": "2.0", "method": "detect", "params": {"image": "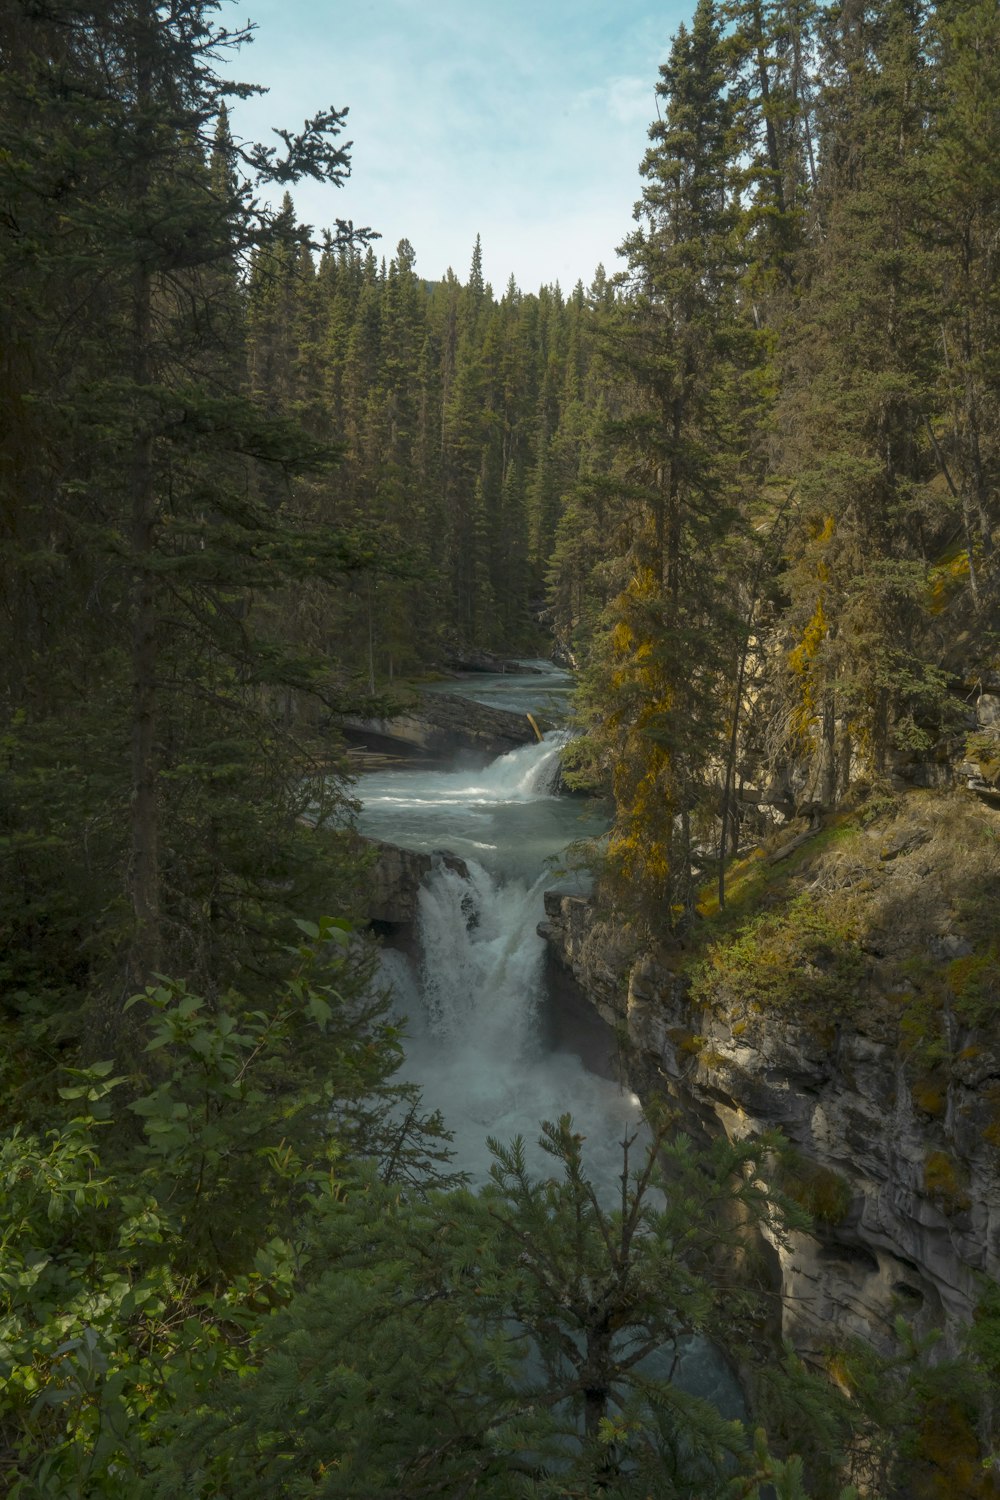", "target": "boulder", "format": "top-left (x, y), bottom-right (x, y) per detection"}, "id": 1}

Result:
top-left (340, 690), bottom-right (537, 761)
top-left (362, 837), bottom-right (468, 924)
top-left (445, 649), bottom-right (542, 675)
